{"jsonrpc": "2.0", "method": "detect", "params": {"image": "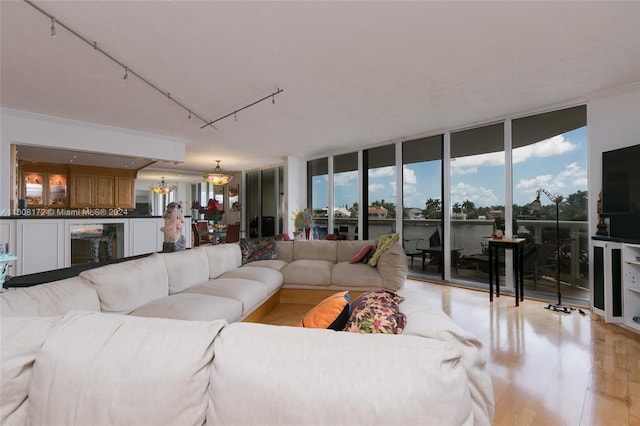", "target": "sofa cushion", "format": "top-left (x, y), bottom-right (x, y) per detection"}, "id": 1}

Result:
top-left (298, 291), bottom-right (351, 330)
top-left (130, 293), bottom-right (243, 322)
top-left (79, 253), bottom-right (169, 314)
top-left (330, 261), bottom-right (384, 288)
top-left (0, 277), bottom-right (99, 317)
top-left (398, 289), bottom-right (495, 426)
top-left (336, 240), bottom-right (375, 263)
top-left (368, 233), bottom-right (400, 266)
top-left (282, 260), bottom-right (333, 287)
top-left (242, 259), bottom-right (288, 271)
top-left (159, 248), bottom-right (210, 294)
top-left (293, 240), bottom-right (337, 262)
top-left (27, 311), bottom-right (224, 426)
top-left (220, 266), bottom-right (283, 294)
top-left (183, 278), bottom-right (269, 316)
top-left (208, 322), bottom-right (473, 425)
top-left (202, 243), bottom-right (242, 279)
top-left (1, 316), bottom-right (61, 426)
top-left (275, 240), bottom-right (294, 263)
top-left (343, 289), bottom-right (407, 334)
top-left (375, 242), bottom-right (408, 290)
